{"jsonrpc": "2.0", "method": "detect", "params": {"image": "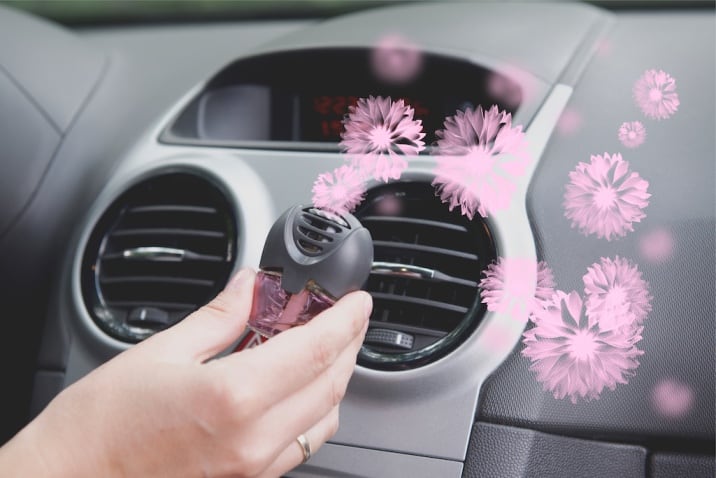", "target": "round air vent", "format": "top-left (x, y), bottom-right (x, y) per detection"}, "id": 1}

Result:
top-left (354, 182), bottom-right (497, 370)
top-left (81, 172), bottom-right (237, 342)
